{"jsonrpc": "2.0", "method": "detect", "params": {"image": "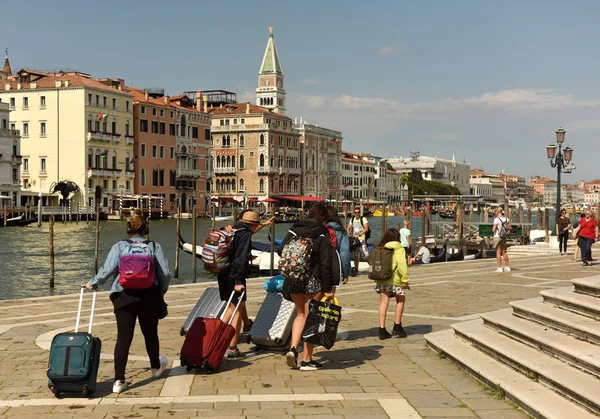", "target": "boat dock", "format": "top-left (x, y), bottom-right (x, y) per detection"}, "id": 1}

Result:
top-left (1, 247), bottom-right (597, 418)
